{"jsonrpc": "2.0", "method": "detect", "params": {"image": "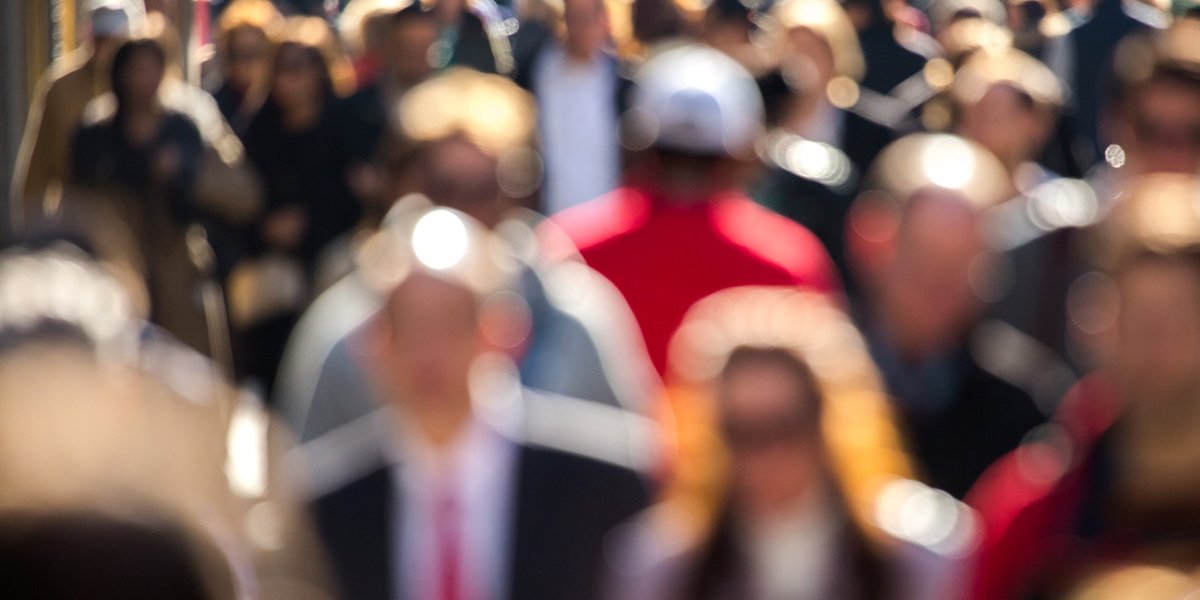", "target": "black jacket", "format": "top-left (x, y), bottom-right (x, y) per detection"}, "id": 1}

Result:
top-left (313, 442), bottom-right (650, 600)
